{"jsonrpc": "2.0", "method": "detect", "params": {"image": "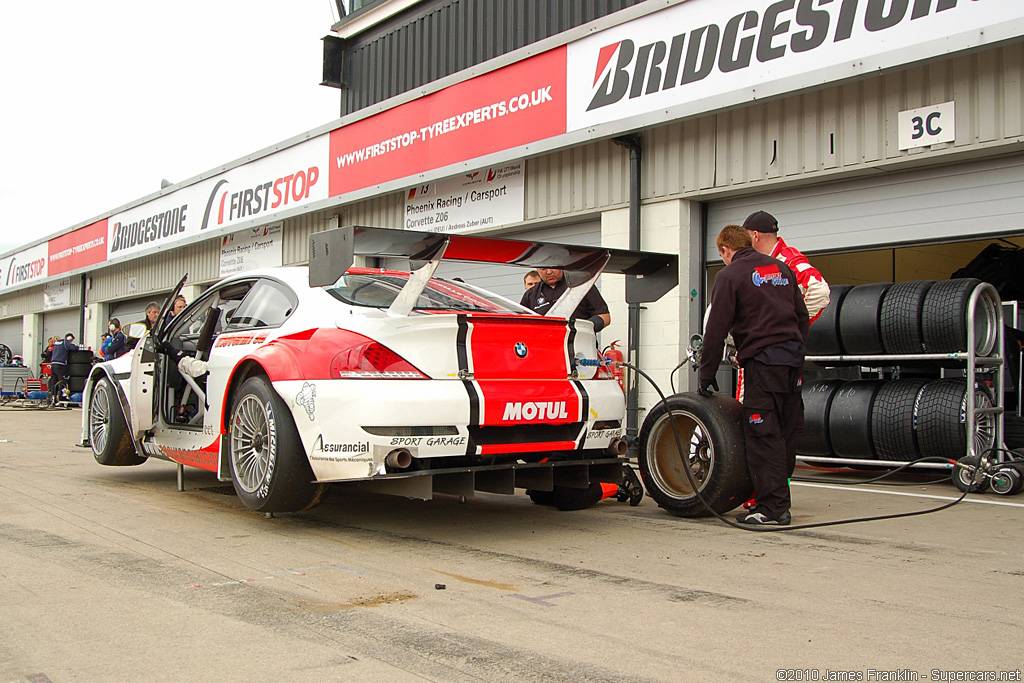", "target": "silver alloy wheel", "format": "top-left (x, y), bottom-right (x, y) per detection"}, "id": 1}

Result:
top-left (971, 389), bottom-right (996, 457)
top-left (89, 383), bottom-right (111, 455)
top-left (648, 410), bottom-right (714, 499)
top-left (231, 394), bottom-right (275, 494)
